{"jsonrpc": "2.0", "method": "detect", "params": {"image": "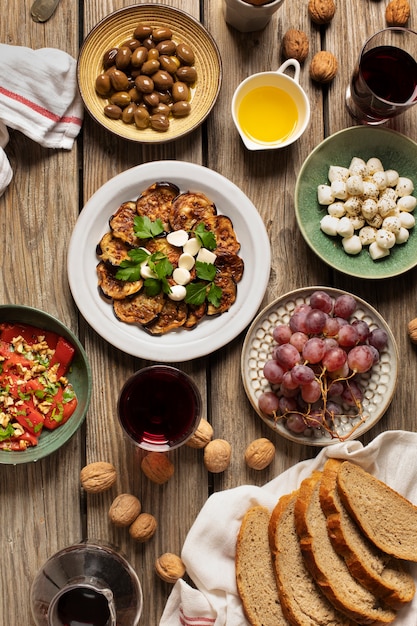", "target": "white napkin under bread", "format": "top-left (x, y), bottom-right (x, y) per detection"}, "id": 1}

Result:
top-left (0, 44), bottom-right (83, 197)
top-left (160, 430), bottom-right (417, 626)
